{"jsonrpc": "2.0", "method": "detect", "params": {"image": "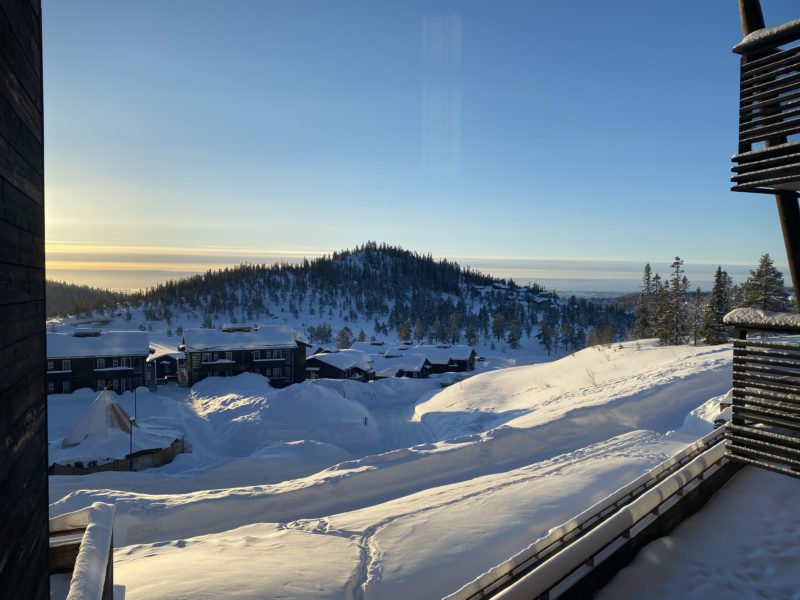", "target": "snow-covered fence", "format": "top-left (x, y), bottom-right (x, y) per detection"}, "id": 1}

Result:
top-left (724, 309), bottom-right (800, 478)
top-left (50, 437), bottom-right (185, 476)
top-left (49, 502), bottom-right (116, 600)
top-left (446, 428), bottom-right (731, 600)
